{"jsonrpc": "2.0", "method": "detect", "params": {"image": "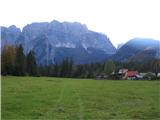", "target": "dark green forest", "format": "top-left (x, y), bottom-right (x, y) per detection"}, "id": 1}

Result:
top-left (1, 44), bottom-right (160, 79)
